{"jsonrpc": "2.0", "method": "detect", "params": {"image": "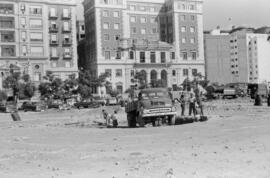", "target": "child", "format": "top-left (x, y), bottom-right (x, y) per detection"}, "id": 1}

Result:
top-left (110, 110), bottom-right (118, 128)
